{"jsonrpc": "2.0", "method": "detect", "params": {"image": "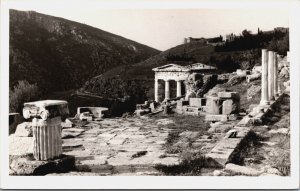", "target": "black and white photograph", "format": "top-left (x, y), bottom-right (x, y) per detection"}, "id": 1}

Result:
top-left (1, 0), bottom-right (299, 189)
